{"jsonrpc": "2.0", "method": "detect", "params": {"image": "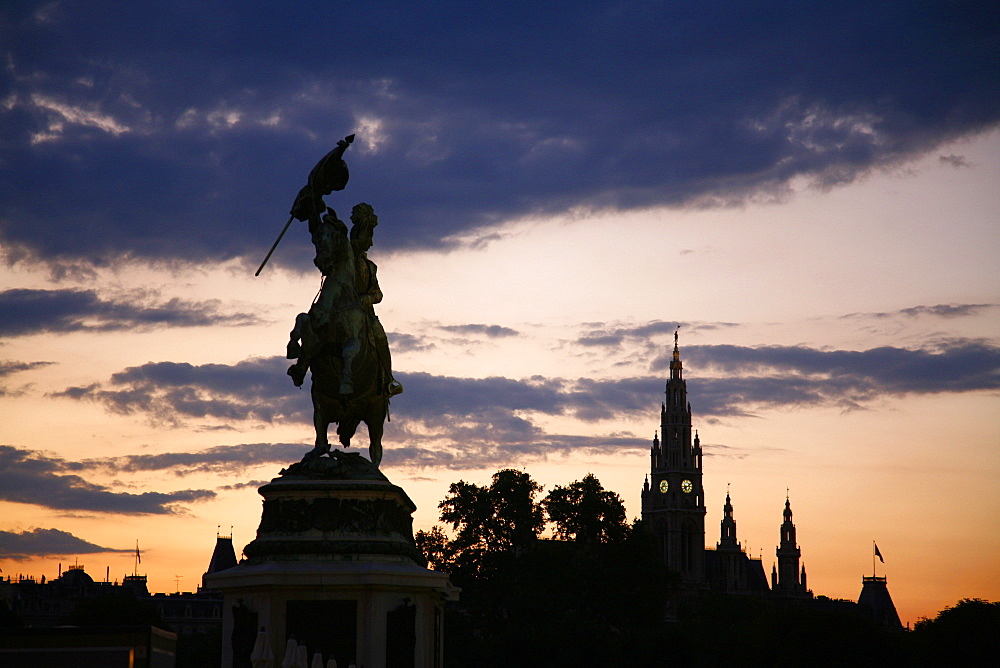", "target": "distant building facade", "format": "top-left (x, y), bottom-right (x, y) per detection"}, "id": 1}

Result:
top-left (0, 539), bottom-right (232, 637)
